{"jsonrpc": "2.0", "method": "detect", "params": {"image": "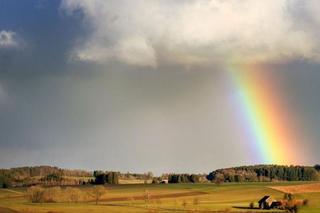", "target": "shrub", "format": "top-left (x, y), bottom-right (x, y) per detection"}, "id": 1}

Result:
top-left (249, 202), bottom-right (254, 209)
top-left (212, 173), bottom-right (225, 185)
top-left (284, 193), bottom-right (294, 201)
top-left (0, 176), bottom-right (11, 188)
top-left (65, 187), bottom-right (81, 203)
top-left (27, 186), bottom-right (89, 203)
top-left (152, 178), bottom-right (160, 184)
top-left (182, 200), bottom-right (187, 208)
top-left (27, 186), bottom-right (45, 203)
top-left (42, 186), bottom-right (61, 202)
top-left (303, 199), bottom-right (309, 206)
